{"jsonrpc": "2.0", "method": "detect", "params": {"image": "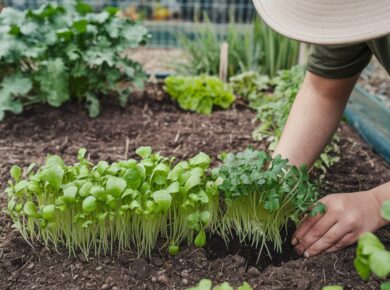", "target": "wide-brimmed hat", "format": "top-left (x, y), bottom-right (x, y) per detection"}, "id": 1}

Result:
top-left (252, 0), bottom-right (390, 45)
